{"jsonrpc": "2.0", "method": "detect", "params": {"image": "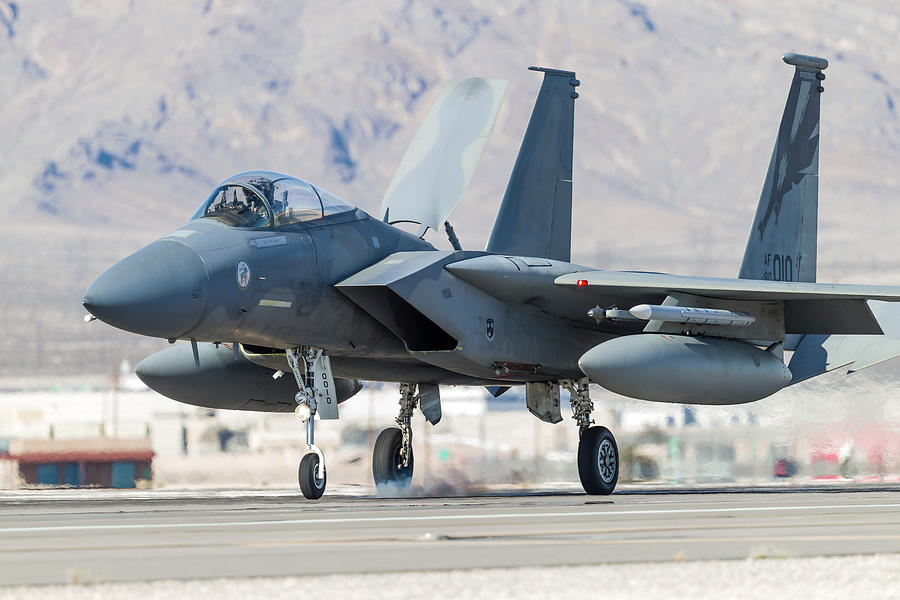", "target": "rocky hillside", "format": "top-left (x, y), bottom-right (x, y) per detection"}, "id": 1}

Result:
top-left (1, 0), bottom-right (899, 376)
